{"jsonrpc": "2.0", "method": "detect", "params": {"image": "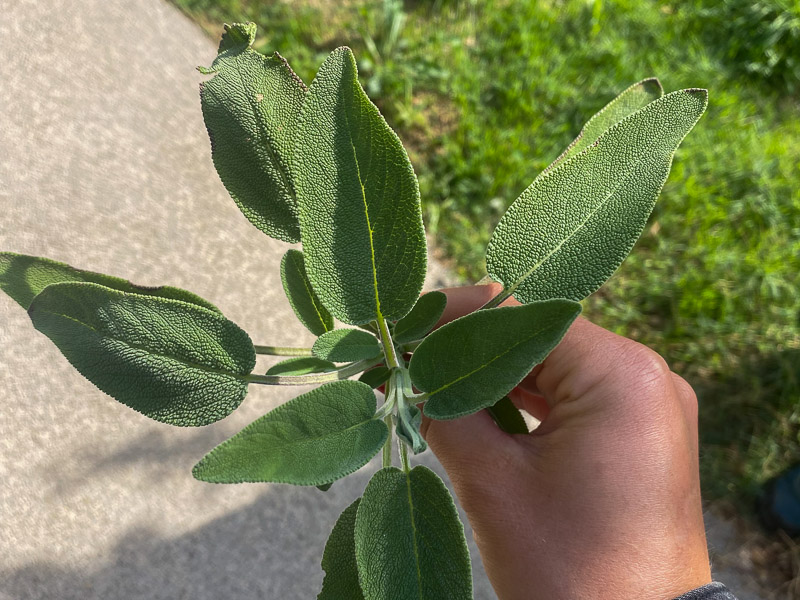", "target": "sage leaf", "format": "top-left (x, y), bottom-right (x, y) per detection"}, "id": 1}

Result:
top-left (294, 47), bottom-right (427, 325)
top-left (200, 22), bottom-right (306, 242)
top-left (547, 77), bottom-right (664, 171)
top-left (319, 499), bottom-right (365, 600)
top-left (410, 300), bottom-right (581, 420)
top-left (358, 365), bottom-right (390, 389)
top-left (396, 403), bottom-right (427, 454)
top-left (486, 88), bottom-right (708, 303)
top-left (487, 395), bottom-right (528, 434)
top-left (192, 380), bottom-right (388, 485)
top-left (27, 282), bottom-right (255, 426)
top-left (355, 466), bottom-right (472, 600)
top-left (266, 356), bottom-right (337, 376)
top-left (393, 291), bottom-right (447, 344)
top-left (313, 328), bottom-right (382, 363)
top-left (0, 252), bottom-right (219, 312)
top-left (280, 249), bottom-right (334, 336)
